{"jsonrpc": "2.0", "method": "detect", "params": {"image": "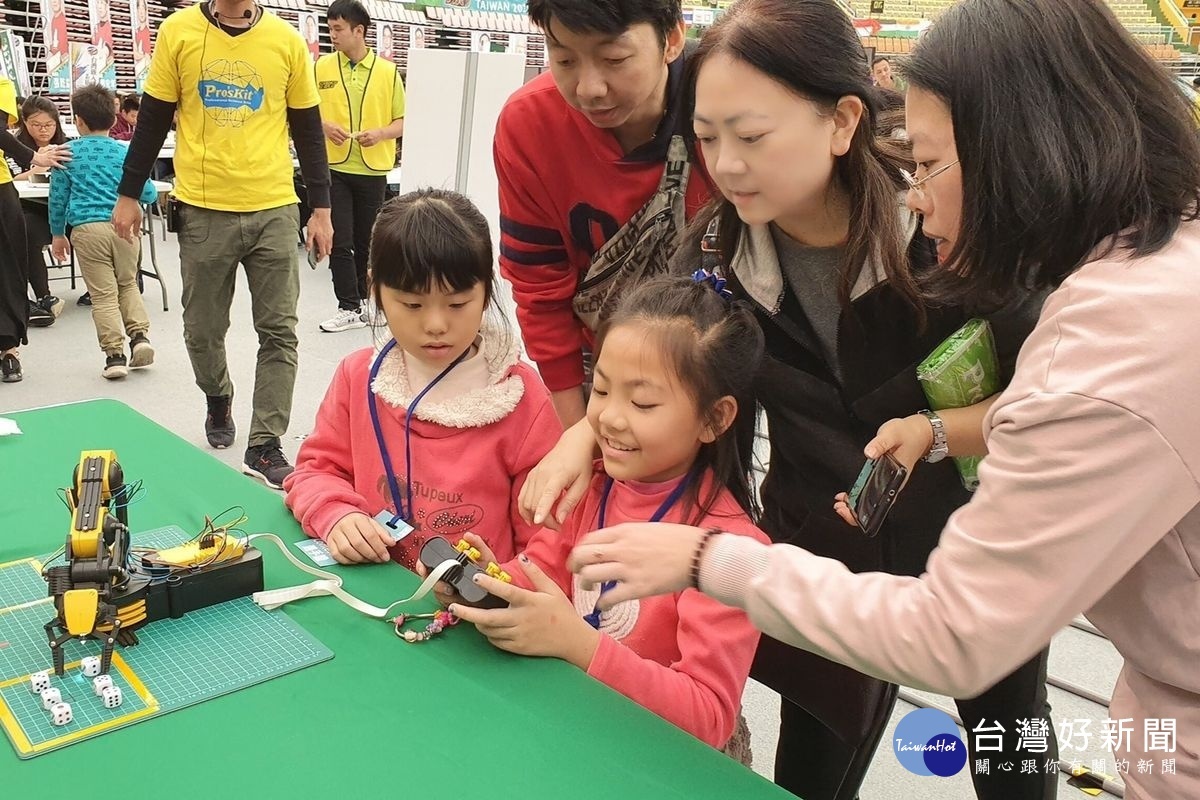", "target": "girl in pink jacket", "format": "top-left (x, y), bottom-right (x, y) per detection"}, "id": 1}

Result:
top-left (284, 188), bottom-right (562, 570)
top-left (446, 277), bottom-right (771, 759)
